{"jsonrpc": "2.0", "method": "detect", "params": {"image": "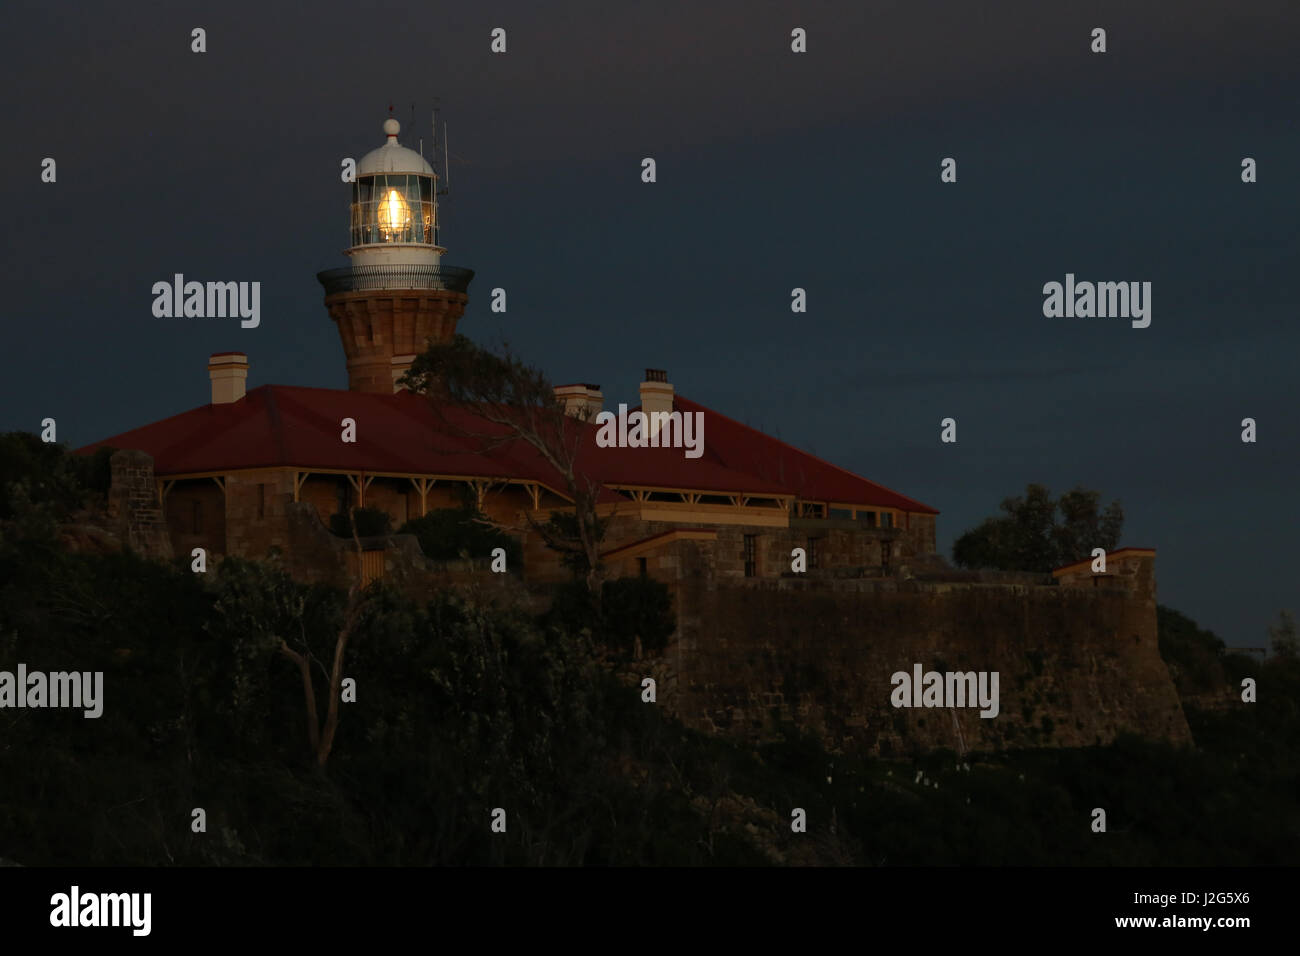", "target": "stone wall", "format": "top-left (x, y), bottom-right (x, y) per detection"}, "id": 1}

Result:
top-left (281, 501), bottom-right (350, 587)
top-left (107, 451), bottom-right (172, 560)
top-left (645, 548), bottom-right (1190, 756)
top-left (905, 513), bottom-right (937, 555)
top-left (222, 469), bottom-right (296, 558)
top-left (586, 514), bottom-right (932, 588)
top-left (165, 480), bottom-right (227, 558)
